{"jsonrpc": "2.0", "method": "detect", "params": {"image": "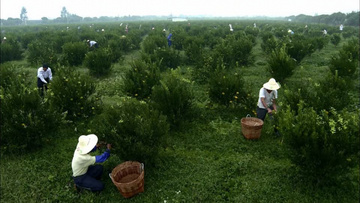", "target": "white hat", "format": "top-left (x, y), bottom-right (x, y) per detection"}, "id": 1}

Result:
top-left (263, 78), bottom-right (280, 90)
top-left (76, 134), bottom-right (98, 155)
top-left (3, 37), bottom-right (6, 40)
